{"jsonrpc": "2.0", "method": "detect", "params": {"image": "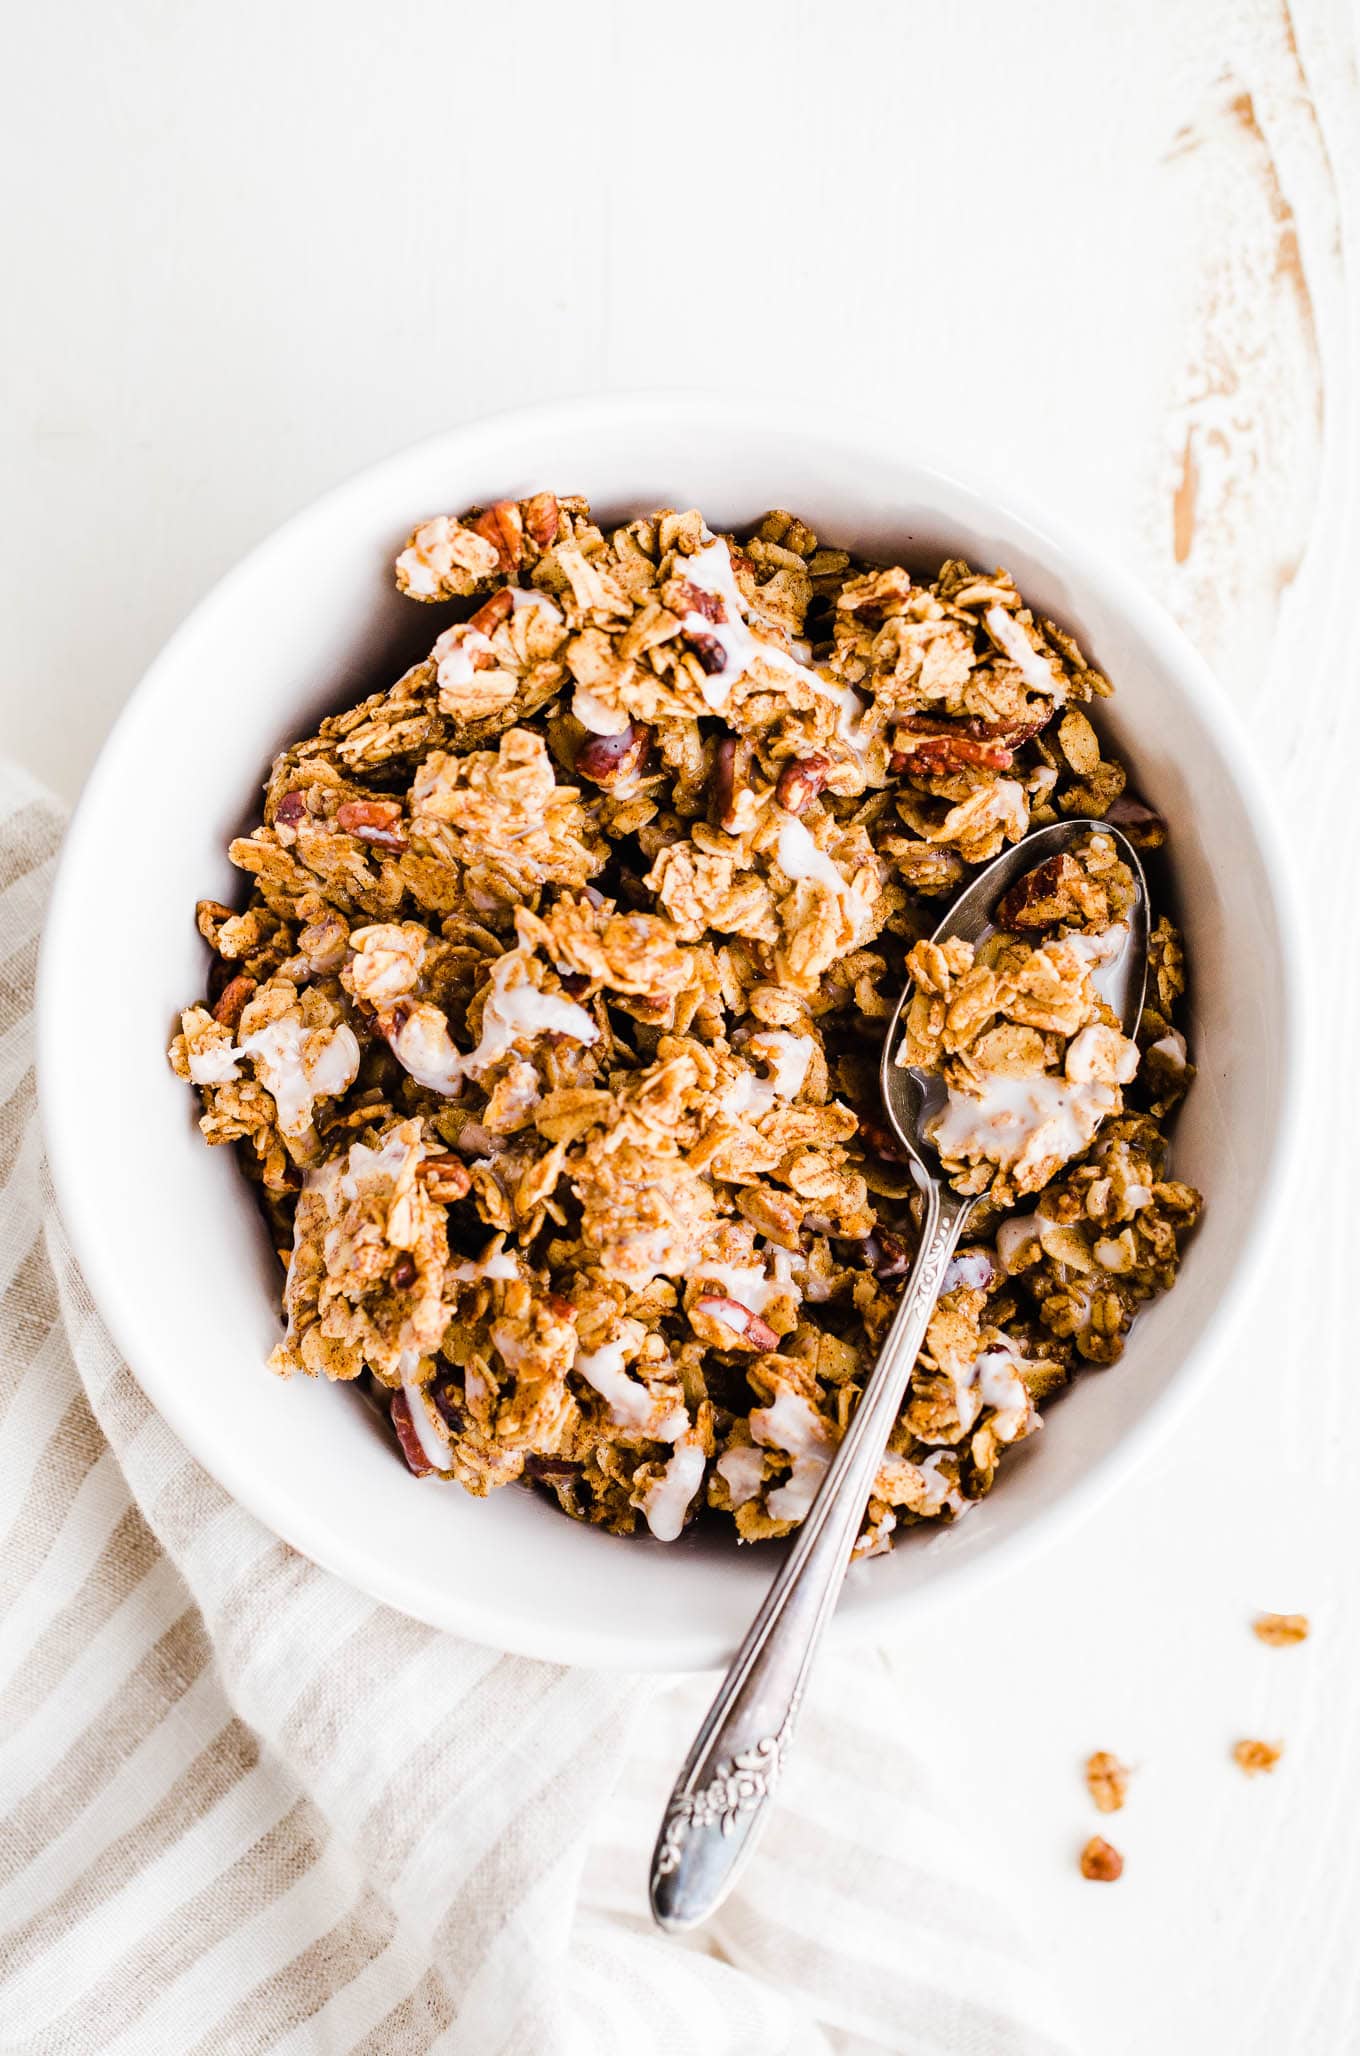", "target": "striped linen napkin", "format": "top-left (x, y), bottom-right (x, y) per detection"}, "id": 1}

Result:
top-left (0, 760), bottom-right (1073, 2056)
